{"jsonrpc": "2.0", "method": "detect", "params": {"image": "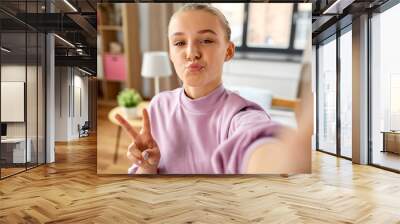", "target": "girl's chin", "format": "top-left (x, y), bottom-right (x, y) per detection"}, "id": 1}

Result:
top-left (183, 79), bottom-right (205, 88)
top-left (183, 72), bottom-right (203, 81)
top-left (184, 70), bottom-right (204, 76)
top-left (182, 75), bottom-right (208, 86)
